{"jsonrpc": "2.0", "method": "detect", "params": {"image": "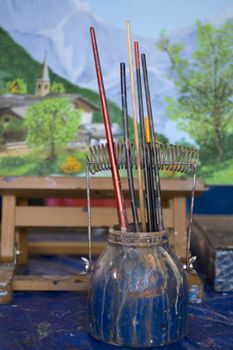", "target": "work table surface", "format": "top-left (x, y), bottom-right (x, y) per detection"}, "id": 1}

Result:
top-left (0, 255), bottom-right (232, 350)
top-left (0, 176), bottom-right (205, 198)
